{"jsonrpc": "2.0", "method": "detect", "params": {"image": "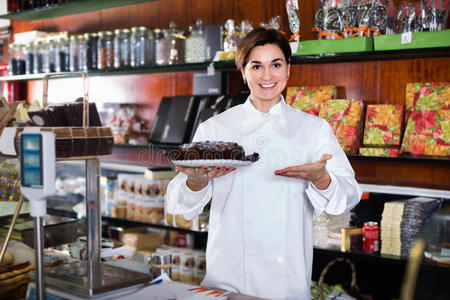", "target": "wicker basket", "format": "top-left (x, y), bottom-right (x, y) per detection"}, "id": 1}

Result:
top-left (0, 73), bottom-right (114, 159)
top-left (317, 257), bottom-right (360, 300)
